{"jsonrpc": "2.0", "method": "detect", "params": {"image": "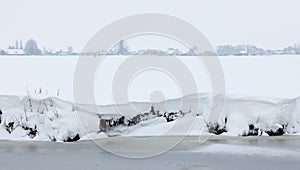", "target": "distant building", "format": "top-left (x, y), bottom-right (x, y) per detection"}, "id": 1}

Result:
top-left (236, 47), bottom-right (248, 56)
top-left (5, 48), bottom-right (25, 55)
top-left (168, 48), bottom-right (182, 56)
top-left (112, 40), bottom-right (129, 55)
top-left (16, 40), bottom-right (19, 49)
top-left (4, 40), bottom-right (25, 55)
top-left (217, 45), bottom-right (266, 56)
top-left (273, 50), bottom-right (284, 55)
top-left (283, 46), bottom-right (296, 55)
top-left (294, 43), bottom-right (300, 54)
top-left (135, 49), bottom-right (167, 55)
top-left (20, 40), bottom-right (23, 49)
